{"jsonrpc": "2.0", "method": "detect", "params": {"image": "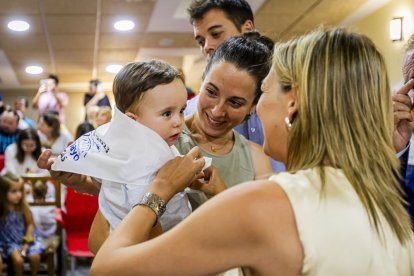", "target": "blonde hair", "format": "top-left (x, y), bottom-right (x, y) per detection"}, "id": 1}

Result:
top-left (273, 28), bottom-right (411, 243)
top-left (96, 106), bottom-right (113, 126)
